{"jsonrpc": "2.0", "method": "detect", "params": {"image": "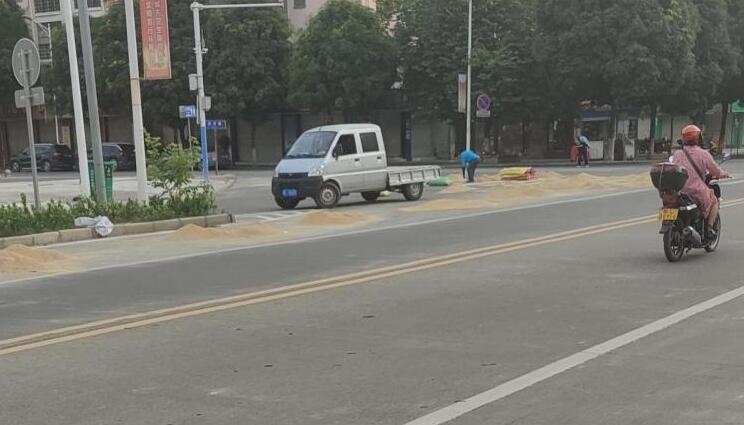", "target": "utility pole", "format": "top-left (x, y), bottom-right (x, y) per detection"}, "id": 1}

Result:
top-left (465, 0), bottom-right (473, 152)
top-left (124, 0), bottom-right (148, 201)
top-left (60, 0), bottom-right (90, 197)
top-left (78, 0), bottom-right (106, 202)
top-left (190, 1), bottom-right (284, 181)
top-left (191, 3), bottom-right (208, 182)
